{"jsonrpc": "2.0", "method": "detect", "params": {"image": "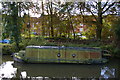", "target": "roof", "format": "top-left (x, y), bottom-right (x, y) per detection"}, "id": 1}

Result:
top-left (26, 46), bottom-right (101, 51)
